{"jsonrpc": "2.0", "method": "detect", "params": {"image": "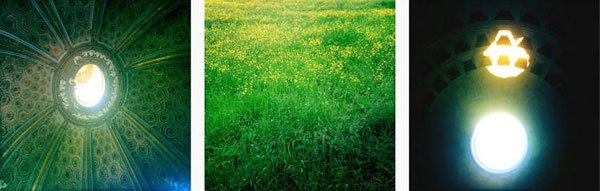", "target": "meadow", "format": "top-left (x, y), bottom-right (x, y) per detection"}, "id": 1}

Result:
top-left (205, 0), bottom-right (395, 190)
